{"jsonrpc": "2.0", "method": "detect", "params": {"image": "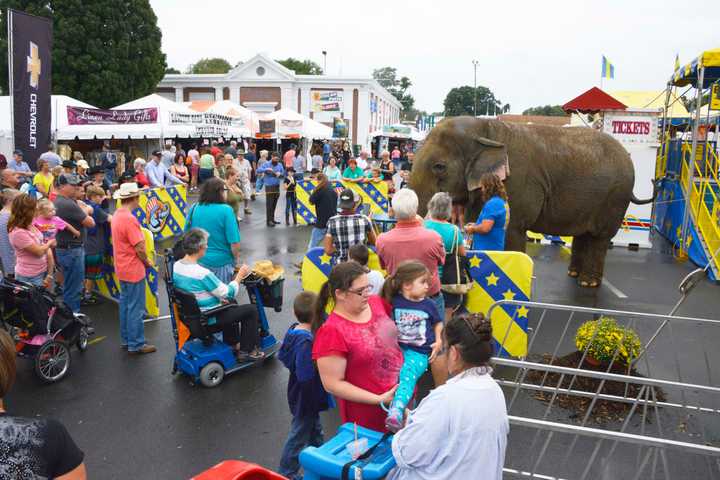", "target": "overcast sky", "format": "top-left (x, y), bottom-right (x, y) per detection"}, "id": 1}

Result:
top-left (151, 0), bottom-right (718, 114)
